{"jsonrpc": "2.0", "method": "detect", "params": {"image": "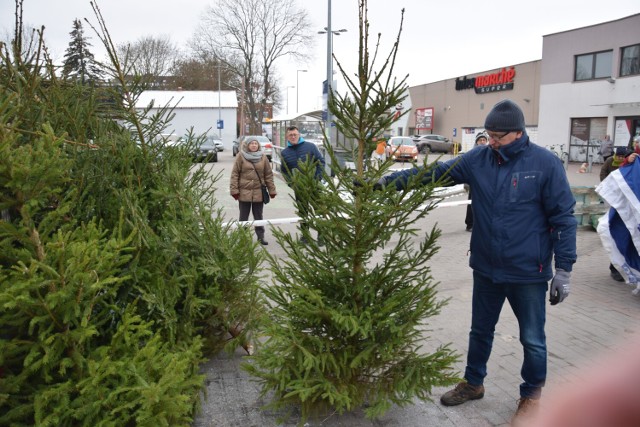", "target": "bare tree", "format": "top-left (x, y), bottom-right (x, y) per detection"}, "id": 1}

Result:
top-left (169, 54), bottom-right (241, 91)
top-left (117, 35), bottom-right (178, 86)
top-left (191, 0), bottom-right (313, 133)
